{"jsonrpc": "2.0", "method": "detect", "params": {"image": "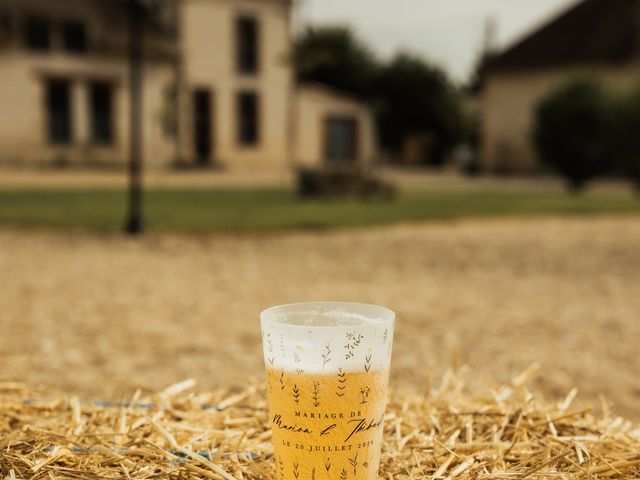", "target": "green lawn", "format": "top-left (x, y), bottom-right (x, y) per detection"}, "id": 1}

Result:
top-left (0, 187), bottom-right (638, 232)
